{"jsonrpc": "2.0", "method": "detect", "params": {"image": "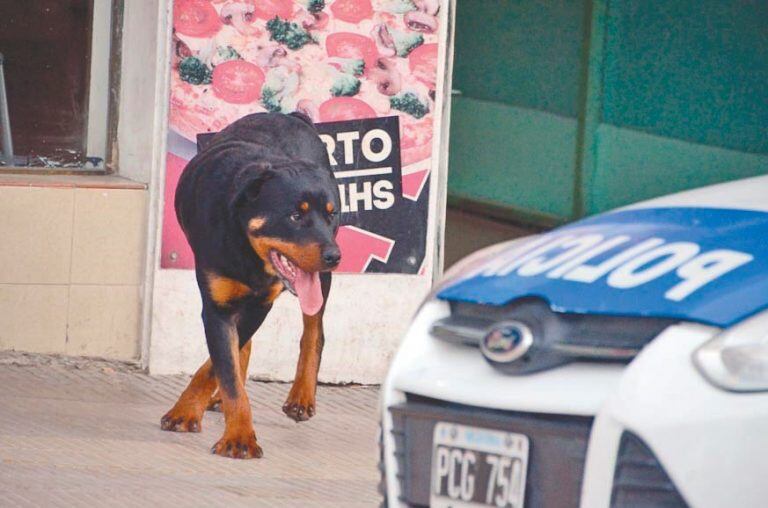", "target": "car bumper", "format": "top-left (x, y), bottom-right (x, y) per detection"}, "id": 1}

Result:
top-left (380, 300), bottom-right (768, 507)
